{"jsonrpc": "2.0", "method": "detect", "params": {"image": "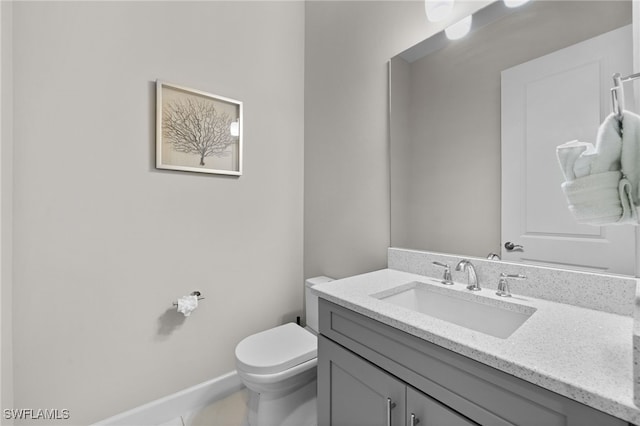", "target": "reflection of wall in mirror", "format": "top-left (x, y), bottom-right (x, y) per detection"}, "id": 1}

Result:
top-left (390, 1), bottom-right (632, 262)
